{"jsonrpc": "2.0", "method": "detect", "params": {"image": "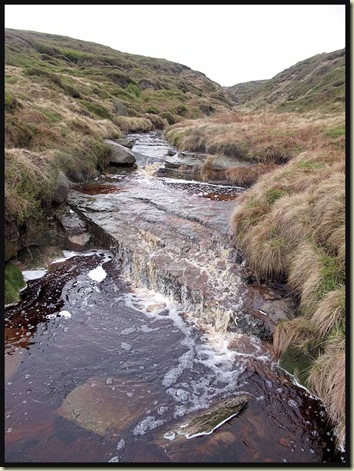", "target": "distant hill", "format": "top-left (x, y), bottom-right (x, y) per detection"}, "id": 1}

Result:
top-left (5, 28), bottom-right (231, 127)
top-left (225, 49), bottom-right (345, 112)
